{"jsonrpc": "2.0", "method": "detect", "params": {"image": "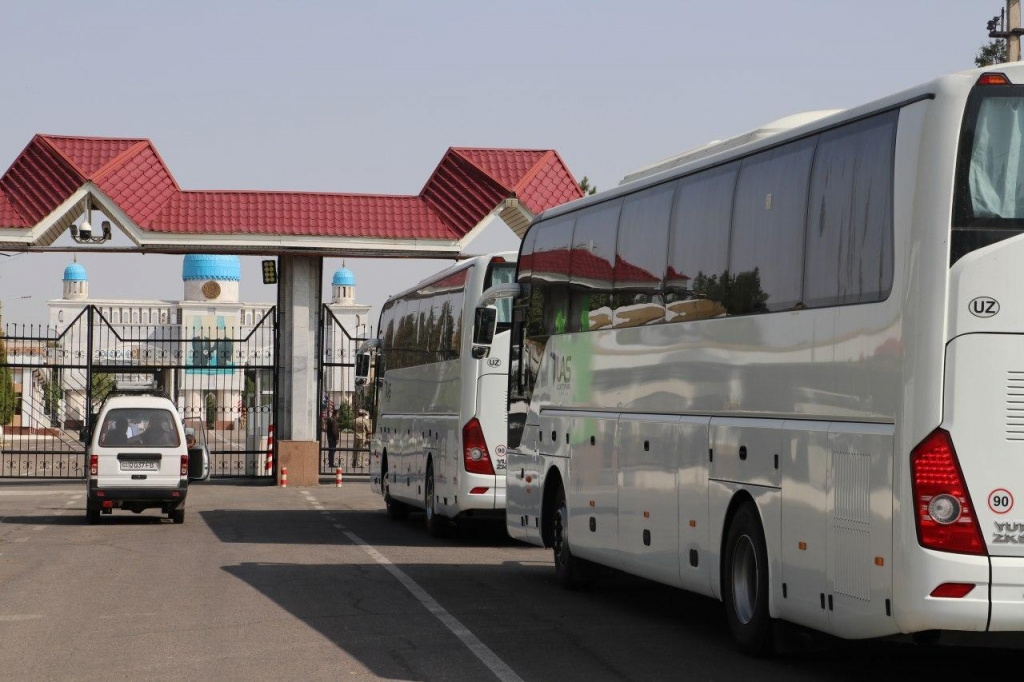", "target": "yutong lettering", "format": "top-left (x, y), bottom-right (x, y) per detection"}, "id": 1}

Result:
top-left (992, 521), bottom-right (1024, 544)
